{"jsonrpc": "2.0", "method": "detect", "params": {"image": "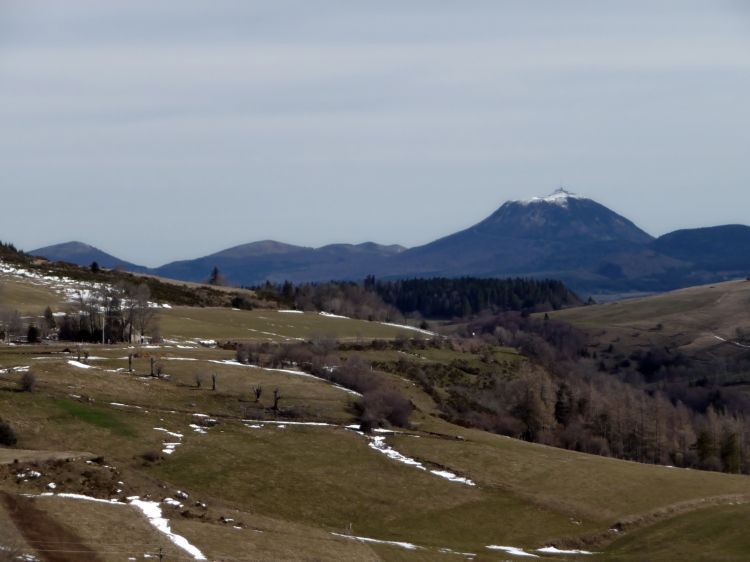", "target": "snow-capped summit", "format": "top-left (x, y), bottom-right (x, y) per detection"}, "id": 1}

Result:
top-left (519, 187), bottom-right (584, 206)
